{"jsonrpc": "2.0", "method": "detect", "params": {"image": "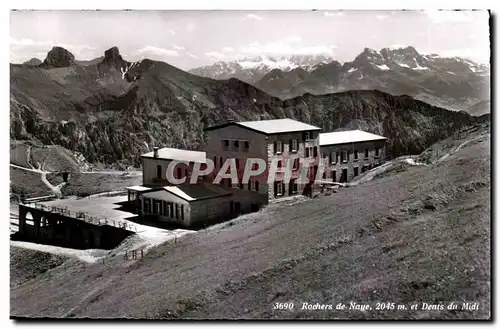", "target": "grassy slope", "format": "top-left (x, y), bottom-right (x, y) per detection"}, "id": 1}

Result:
top-left (10, 137), bottom-right (490, 319)
top-left (60, 173), bottom-right (142, 197)
top-left (10, 247), bottom-right (68, 289)
top-left (30, 145), bottom-right (83, 172)
top-left (10, 141), bottom-right (31, 168)
top-left (9, 167), bottom-right (52, 199)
